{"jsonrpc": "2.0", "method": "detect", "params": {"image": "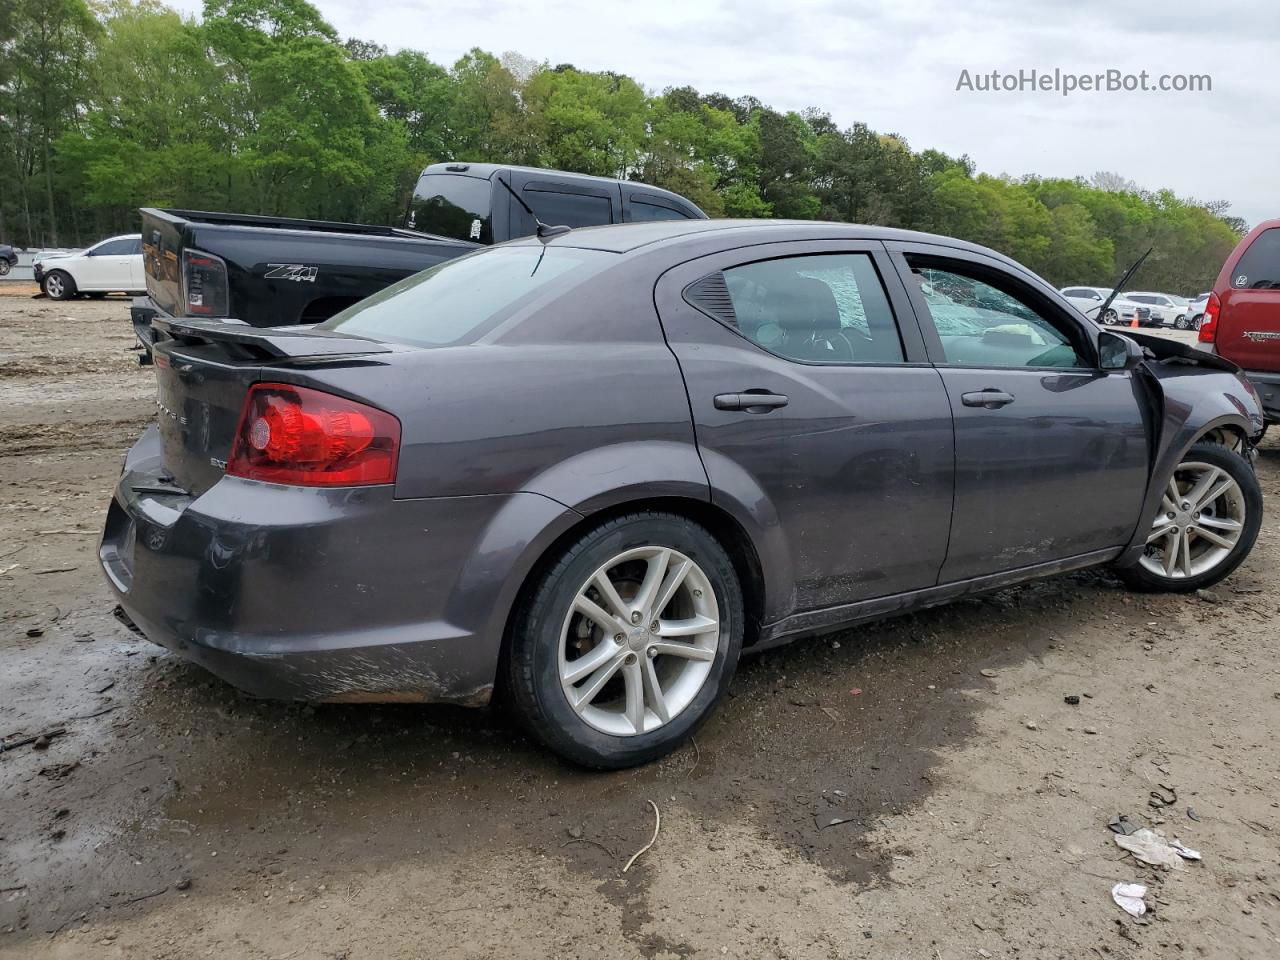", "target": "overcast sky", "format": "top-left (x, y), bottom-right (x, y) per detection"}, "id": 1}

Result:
top-left (167, 0), bottom-right (1277, 227)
